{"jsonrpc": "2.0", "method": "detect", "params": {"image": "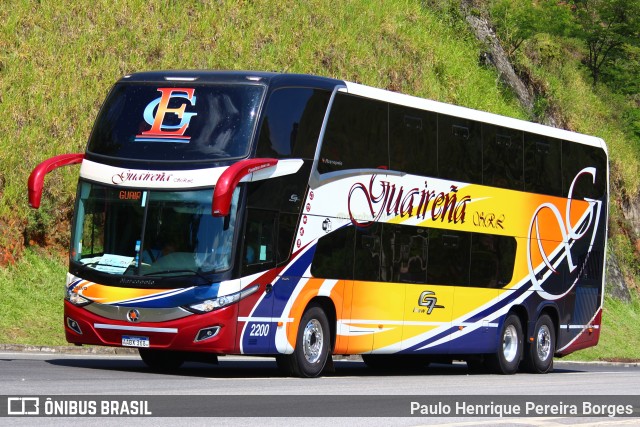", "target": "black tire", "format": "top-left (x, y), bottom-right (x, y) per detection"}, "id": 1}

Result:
top-left (276, 304), bottom-right (330, 378)
top-left (138, 348), bottom-right (185, 371)
top-left (522, 314), bottom-right (555, 373)
top-left (487, 314), bottom-right (523, 375)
